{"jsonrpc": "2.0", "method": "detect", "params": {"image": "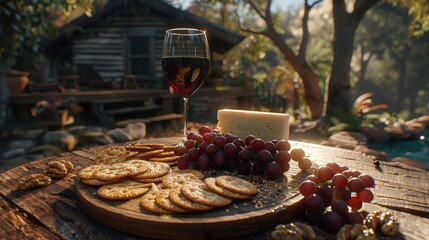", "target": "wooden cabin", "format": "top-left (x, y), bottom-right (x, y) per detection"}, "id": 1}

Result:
top-left (46, 0), bottom-right (244, 88)
top-left (6, 1), bottom-right (247, 128)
